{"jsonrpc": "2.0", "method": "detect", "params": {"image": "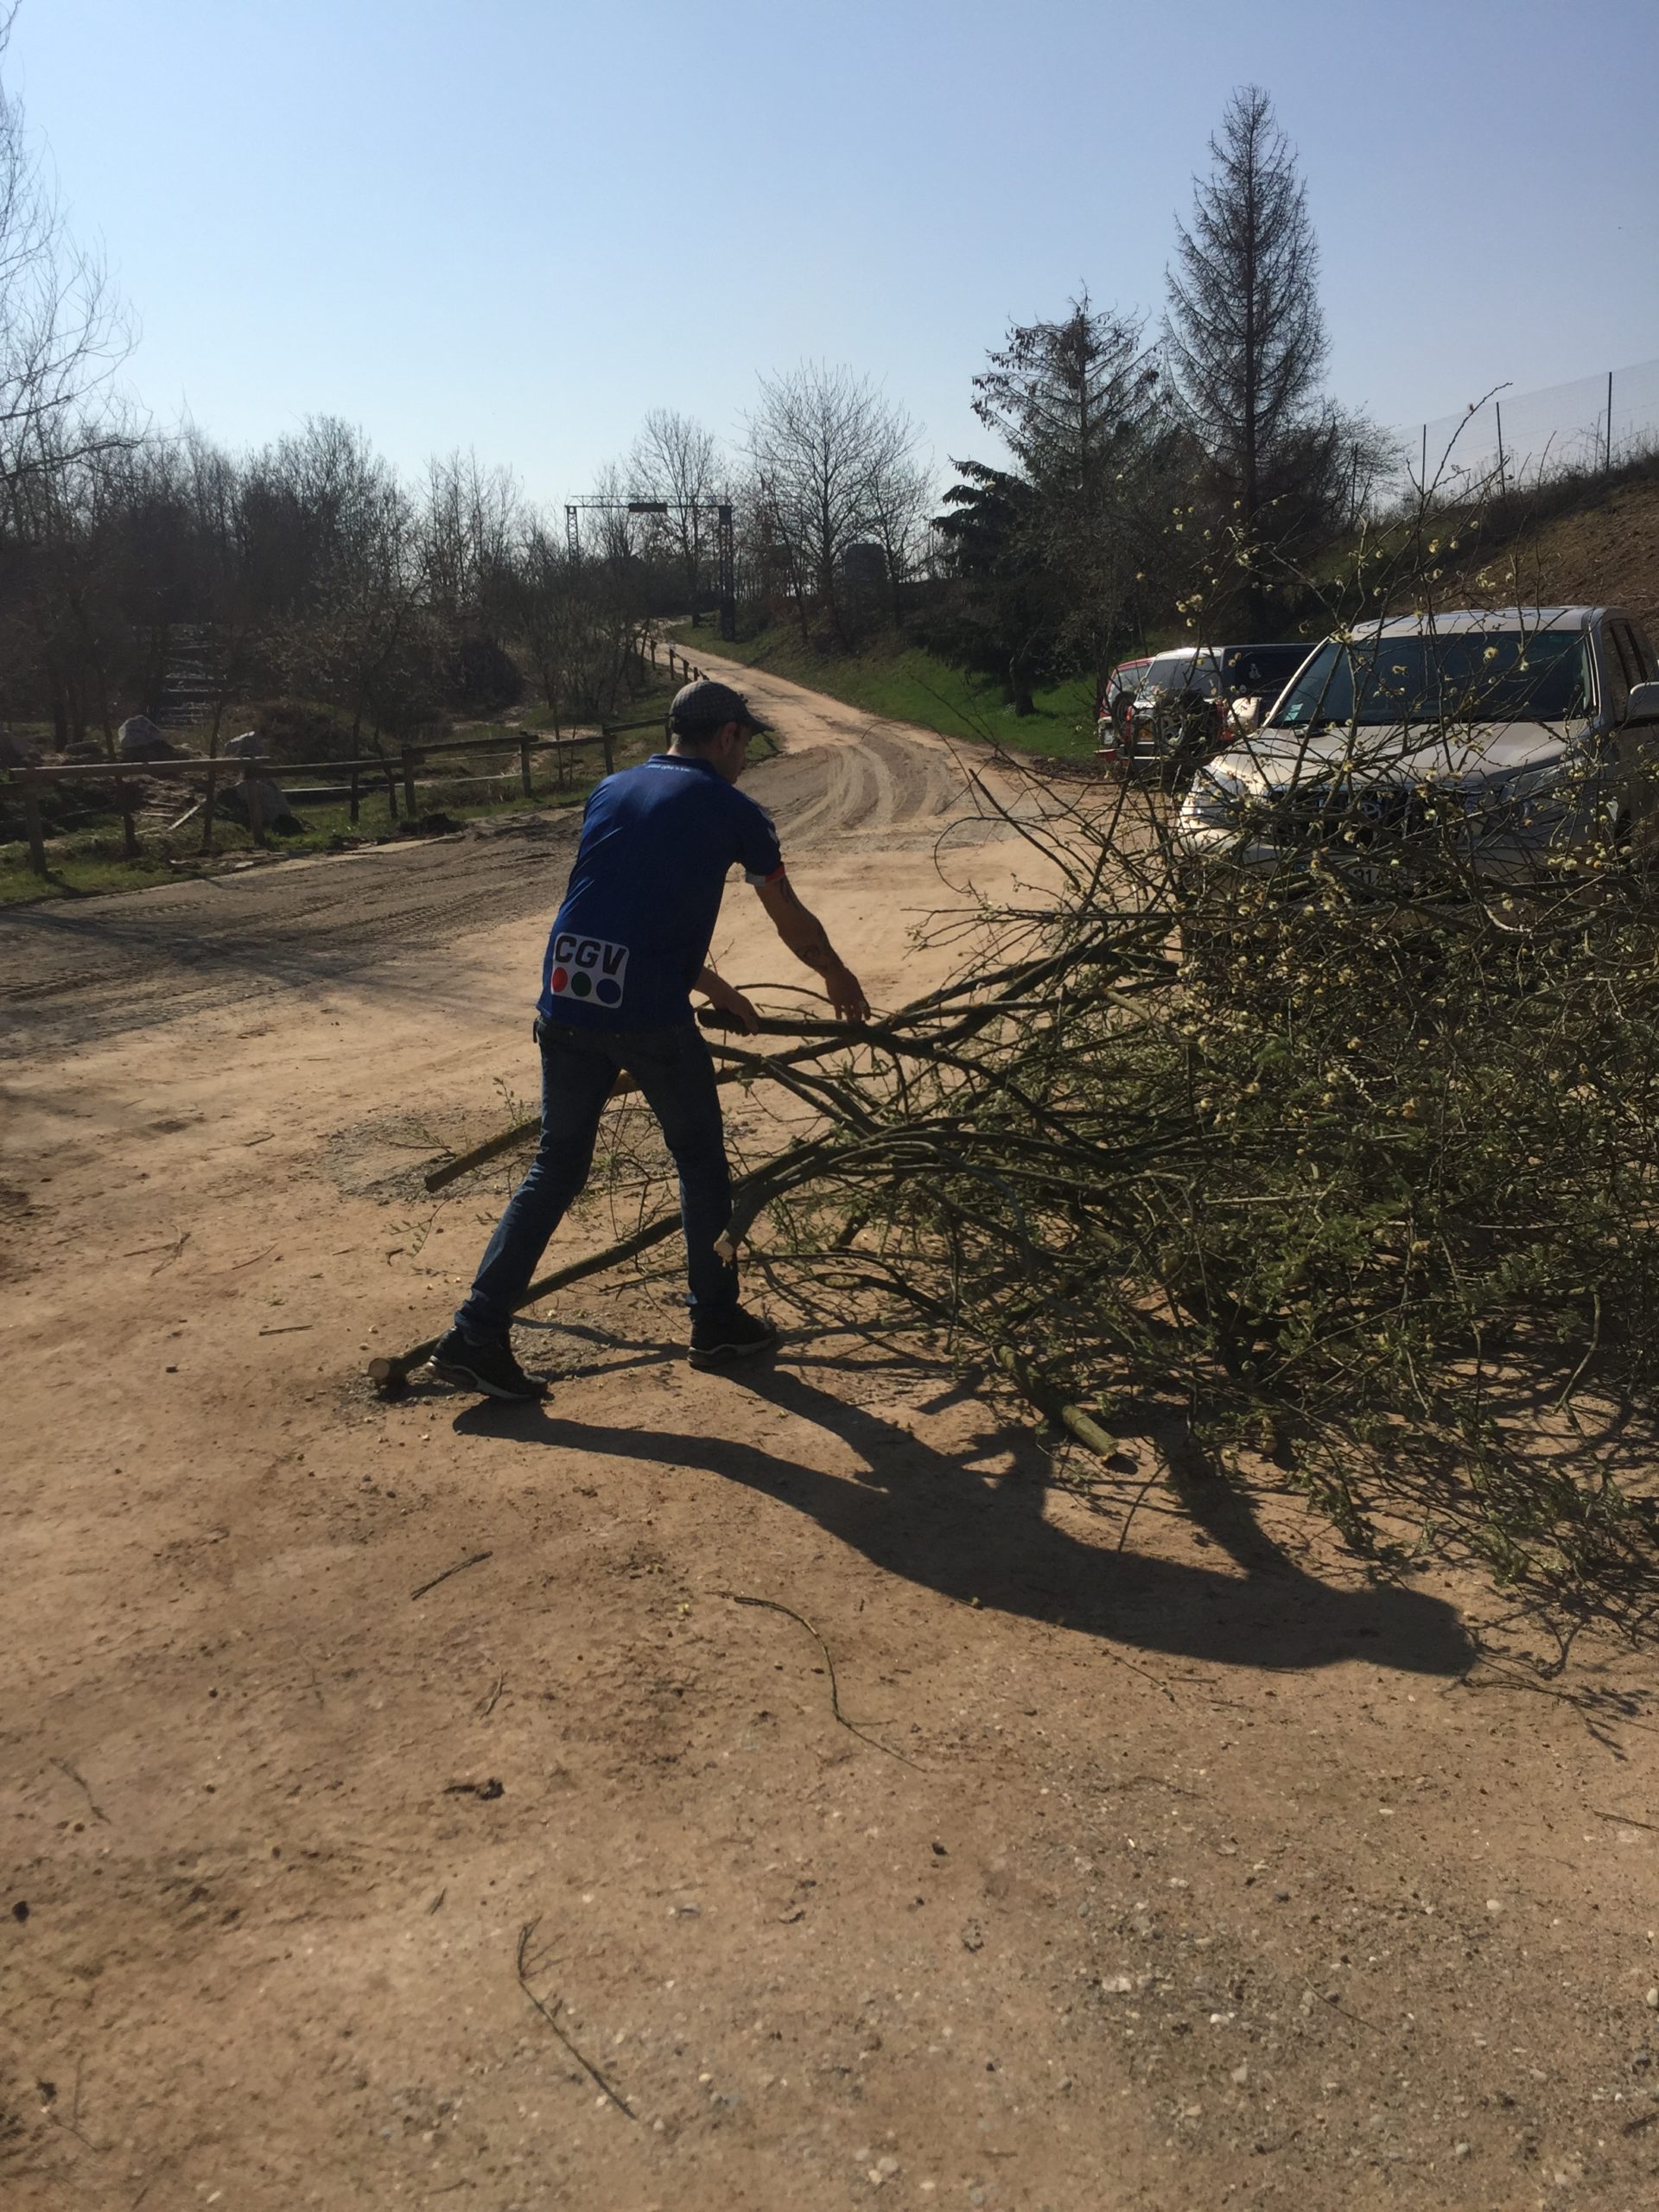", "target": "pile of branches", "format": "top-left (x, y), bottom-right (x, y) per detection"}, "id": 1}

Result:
top-left (692, 771), bottom-right (1659, 1607)
top-left (398, 759), bottom-right (1659, 1610)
